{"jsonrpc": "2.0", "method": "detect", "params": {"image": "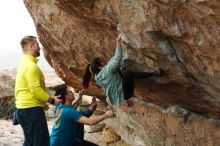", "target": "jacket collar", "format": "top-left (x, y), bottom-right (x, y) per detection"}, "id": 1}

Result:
top-left (23, 54), bottom-right (39, 63)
